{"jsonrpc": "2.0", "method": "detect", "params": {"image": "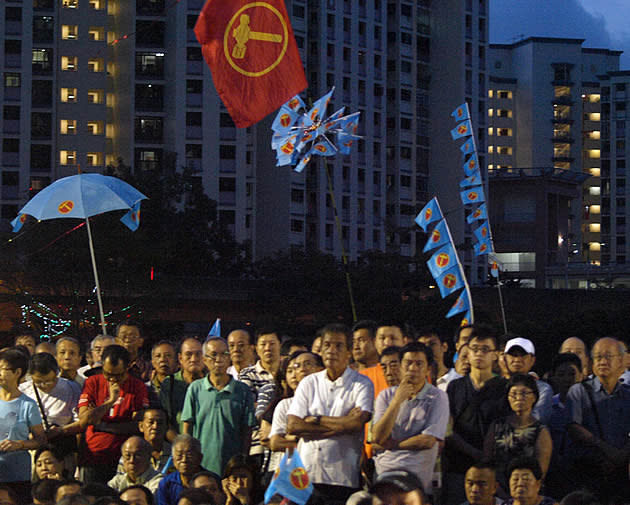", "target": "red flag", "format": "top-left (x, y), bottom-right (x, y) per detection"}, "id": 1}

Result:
top-left (194, 0), bottom-right (307, 128)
